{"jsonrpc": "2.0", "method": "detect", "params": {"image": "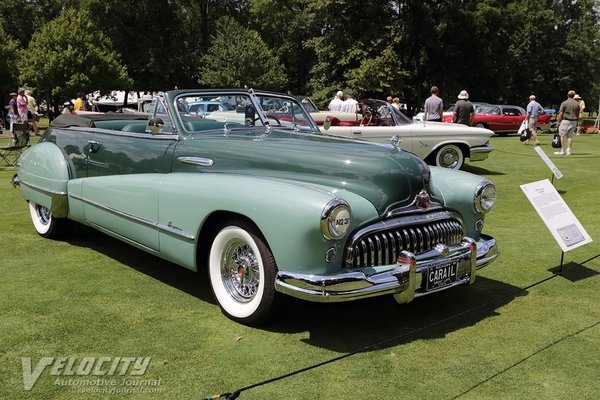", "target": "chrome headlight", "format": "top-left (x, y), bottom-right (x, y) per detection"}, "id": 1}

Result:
top-left (320, 198), bottom-right (352, 240)
top-left (474, 181), bottom-right (496, 213)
